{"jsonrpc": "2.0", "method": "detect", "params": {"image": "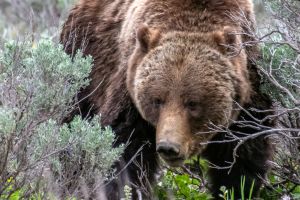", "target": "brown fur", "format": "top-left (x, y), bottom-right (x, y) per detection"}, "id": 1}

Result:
top-left (61, 0), bottom-right (273, 199)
